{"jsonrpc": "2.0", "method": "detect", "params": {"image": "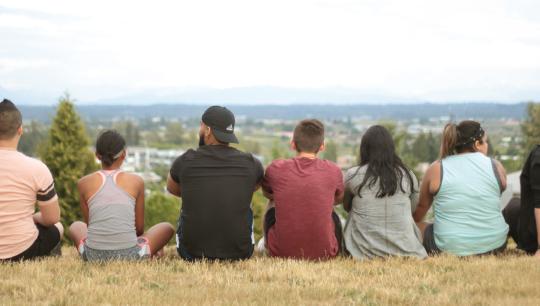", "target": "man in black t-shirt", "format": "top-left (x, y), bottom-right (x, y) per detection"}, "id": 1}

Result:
top-left (167, 106), bottom-right (263, 261)
top-left (503, 145), bottom-right (540, 256)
